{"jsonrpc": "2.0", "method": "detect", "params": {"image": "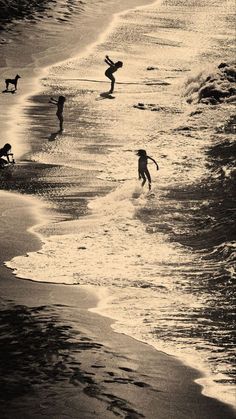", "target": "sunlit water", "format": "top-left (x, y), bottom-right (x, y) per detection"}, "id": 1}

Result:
top-left (4, 0), bottom-right (236, 407)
